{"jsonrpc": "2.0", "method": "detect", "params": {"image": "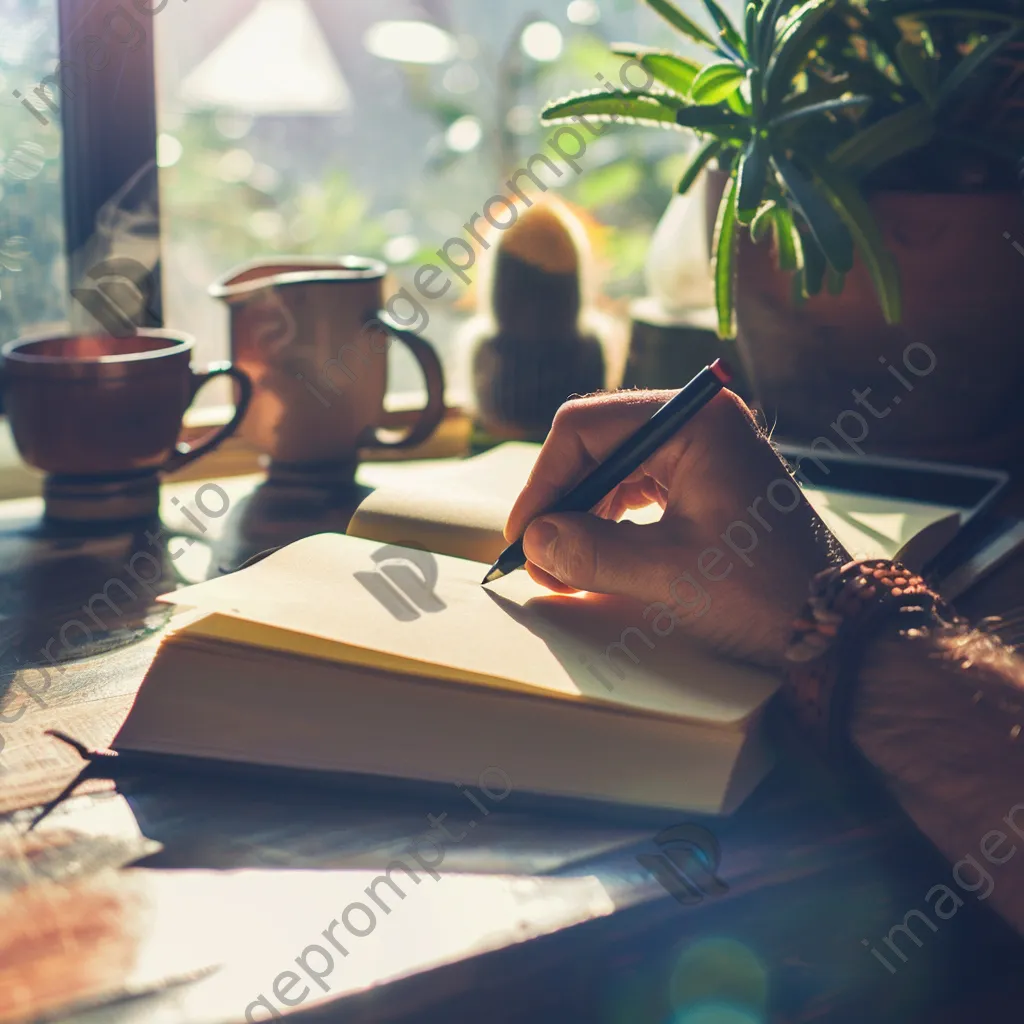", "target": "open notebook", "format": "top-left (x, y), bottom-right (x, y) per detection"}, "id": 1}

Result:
top-left (116, 443), bottom-right (972, 814)
top-left (116, 531), bottom-right (779, 815)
